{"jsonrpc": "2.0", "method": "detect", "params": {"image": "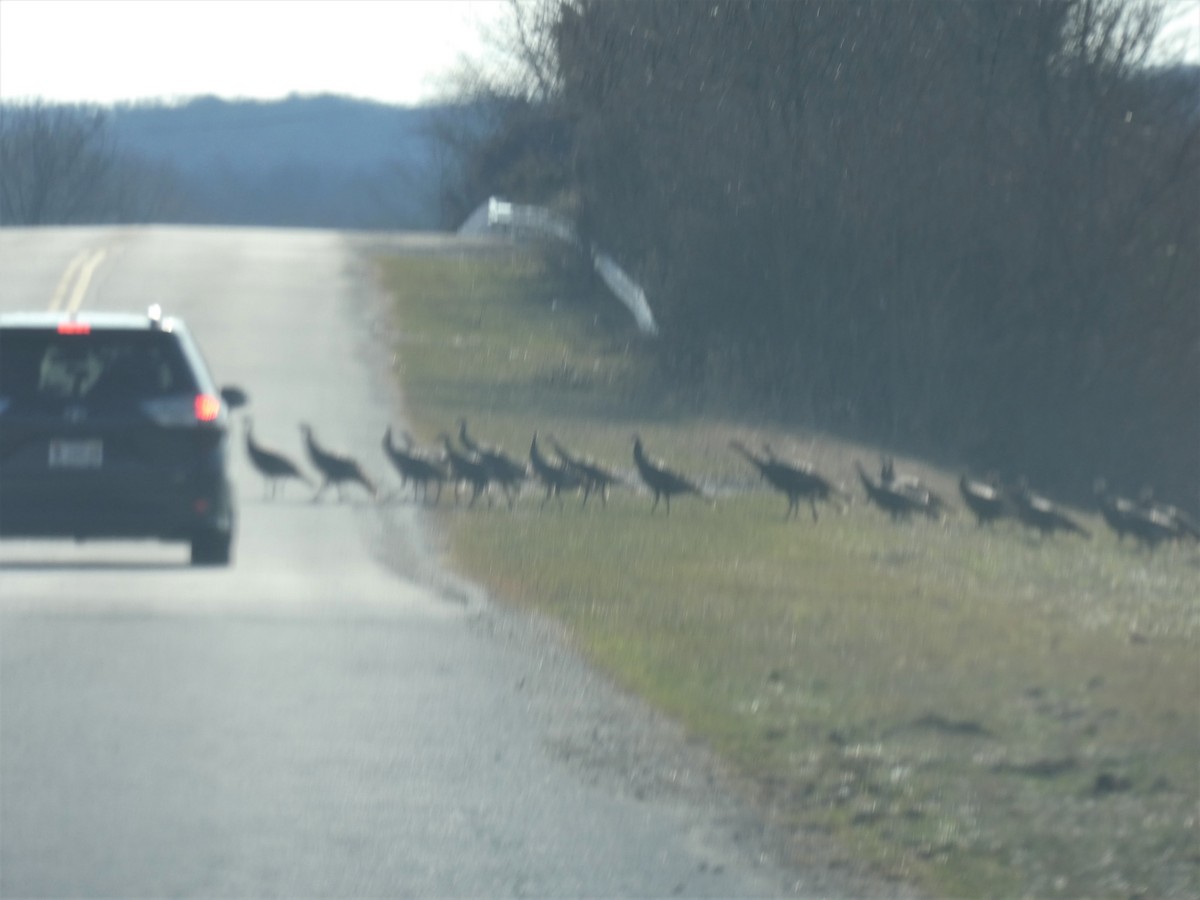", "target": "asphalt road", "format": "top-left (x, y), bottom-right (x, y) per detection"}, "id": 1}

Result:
top-left (0, 227), bottom-right (806, 898)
